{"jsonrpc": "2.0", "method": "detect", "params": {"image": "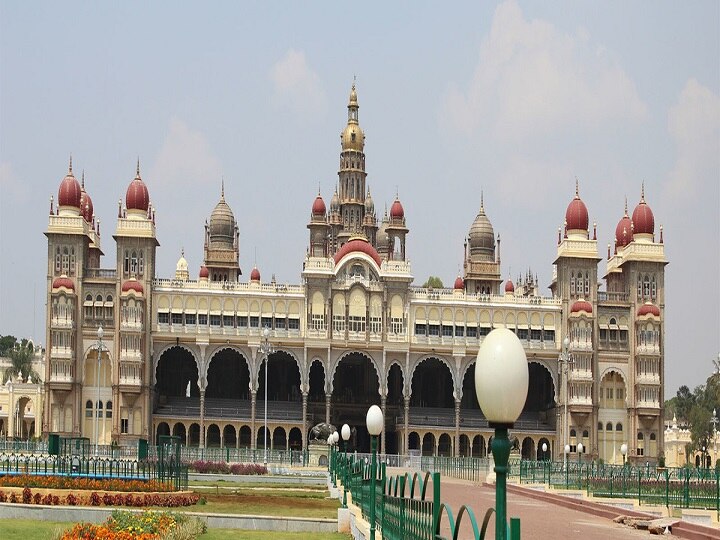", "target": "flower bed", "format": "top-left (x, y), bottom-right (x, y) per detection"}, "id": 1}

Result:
top-left (0, 486), bottom-right (199, 507)
top-left (0, 474), bottom-right (173, 492)
top-left (188, 460), bottom-right (267, 475)
top-left (59, 509), bottom-right (206, 539)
